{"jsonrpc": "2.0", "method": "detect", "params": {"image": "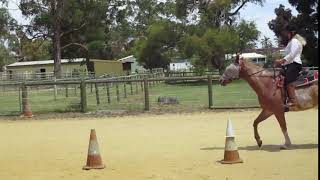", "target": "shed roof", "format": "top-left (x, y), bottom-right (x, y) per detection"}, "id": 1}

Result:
top-left (234, 53), bottom-right (266, 59)
top-left (117, 55), bottom-right (135, 63)
top-left (6, 58), bottom-right (86, 67)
